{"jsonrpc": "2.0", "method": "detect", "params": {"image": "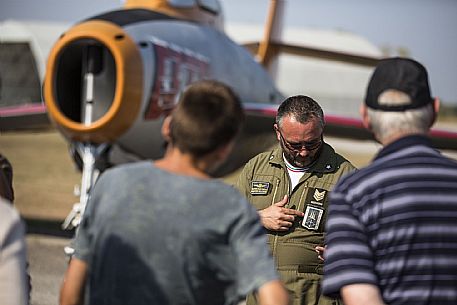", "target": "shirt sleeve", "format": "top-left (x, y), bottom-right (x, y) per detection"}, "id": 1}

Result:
top-left (229, 197), bottom-right (278, 297)
top-left (72, 172), bottom-right (107, 262)
top-left (233, 160), bottom-right (253, 199)
top-left (0, 202), bottom-right (29, 305)
top-left (322, 182), bottom-right (378, 298)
